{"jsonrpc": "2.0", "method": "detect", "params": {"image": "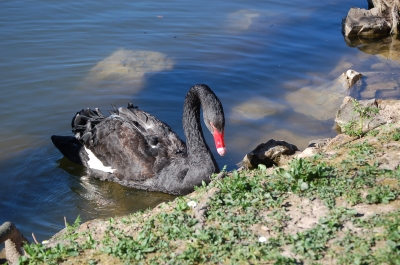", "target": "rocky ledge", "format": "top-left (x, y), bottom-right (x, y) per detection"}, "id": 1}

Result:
top-left (342, 0), bottom-right (400, 39)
